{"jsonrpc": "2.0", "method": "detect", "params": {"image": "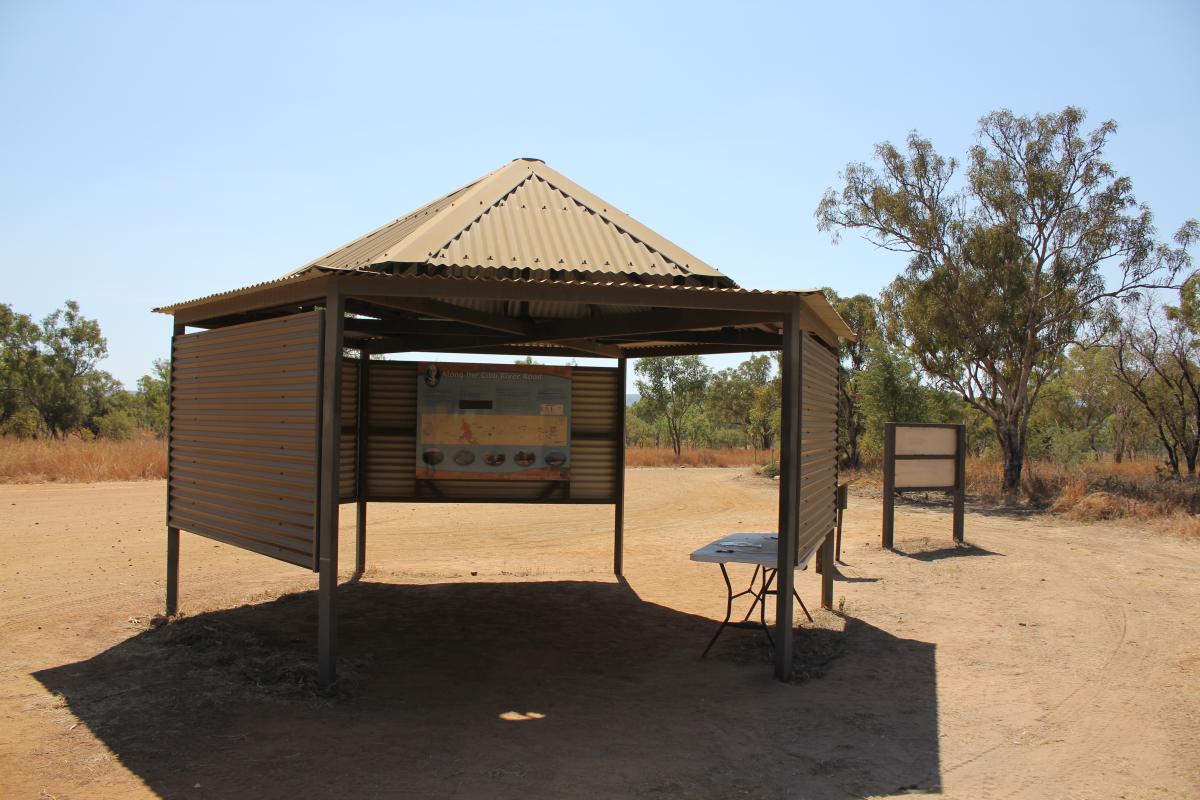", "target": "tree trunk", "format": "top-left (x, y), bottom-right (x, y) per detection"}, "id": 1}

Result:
top-left (998, 421), bottom-right (1024, 494)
